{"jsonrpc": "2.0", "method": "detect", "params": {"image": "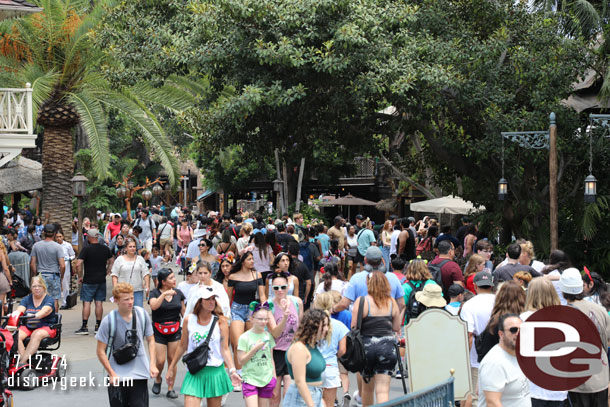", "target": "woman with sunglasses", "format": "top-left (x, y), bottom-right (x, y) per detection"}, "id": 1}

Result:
top-left (265, 253), bottom-right (299, 300)
top-left (269, 271), bottom-right (303, 407)
top-left (192, 238), bottom-right (219, 278)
